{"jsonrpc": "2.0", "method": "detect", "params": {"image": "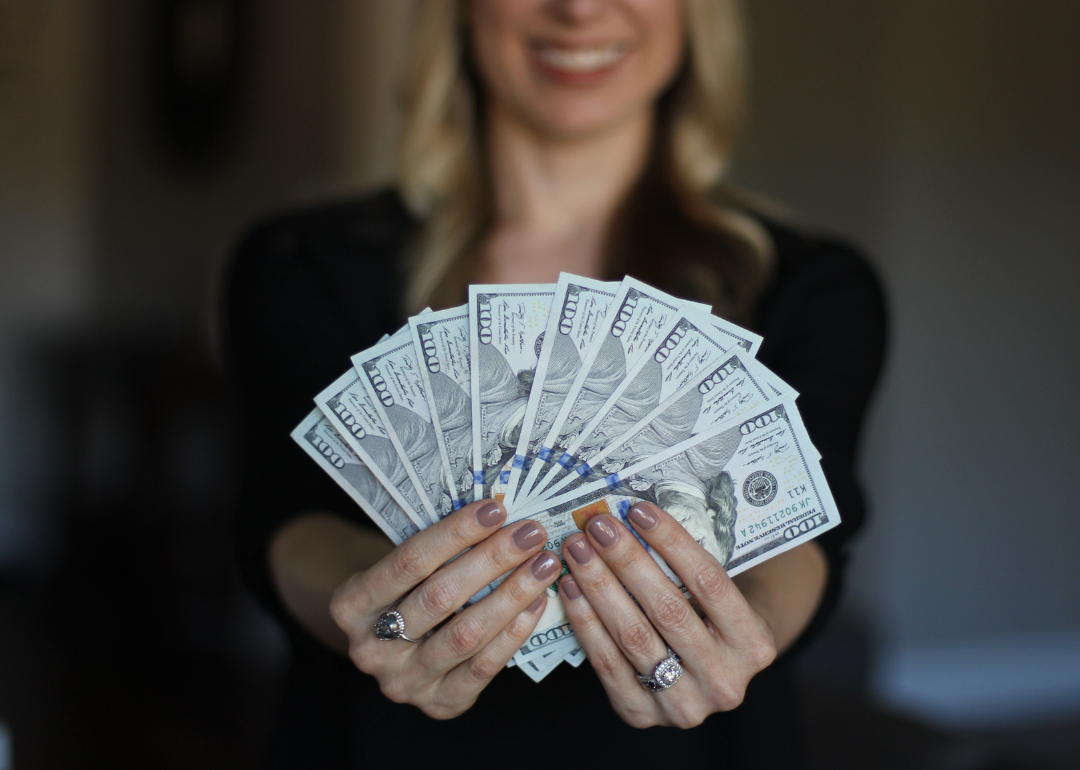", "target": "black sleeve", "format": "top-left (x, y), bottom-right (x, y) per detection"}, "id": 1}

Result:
top-left (222, 203), bottom-right (405, 637)
top-left (753, 229), bottom-right (889, 655)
